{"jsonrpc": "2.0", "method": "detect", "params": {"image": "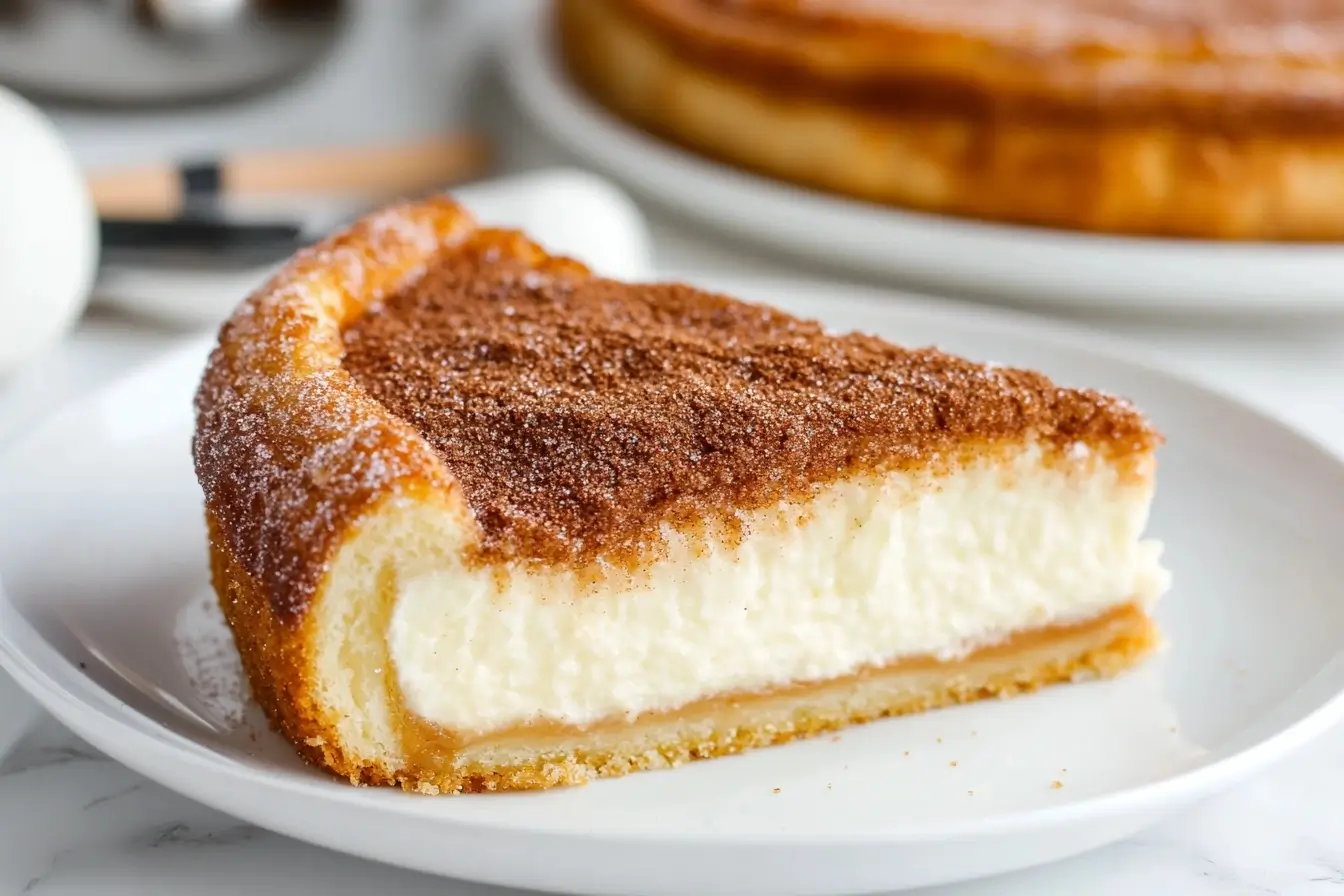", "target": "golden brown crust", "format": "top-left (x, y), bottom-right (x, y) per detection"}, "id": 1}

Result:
top-left (209, 508), bottom-right (404, 787)
top-left (207, 511), bottom-right (335, 777)
top-left (558, 0), bottom-right (1344, 239)
top-left (192, 200), bottom-right (579, 621)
